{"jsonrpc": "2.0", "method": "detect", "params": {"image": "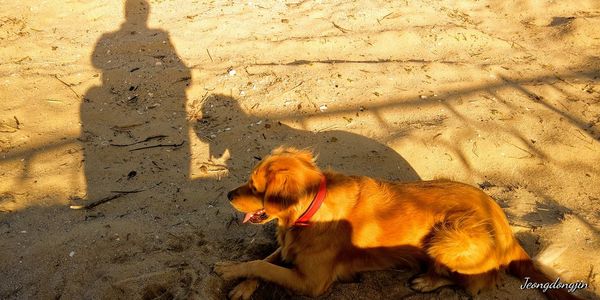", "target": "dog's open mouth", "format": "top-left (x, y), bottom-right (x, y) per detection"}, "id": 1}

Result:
top-left (242, 209), bottom-right (268, 223)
